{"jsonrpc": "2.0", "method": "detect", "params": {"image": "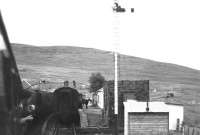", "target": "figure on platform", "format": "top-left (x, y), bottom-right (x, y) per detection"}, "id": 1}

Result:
top-left (14, 99), bottom-right (35, 135)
